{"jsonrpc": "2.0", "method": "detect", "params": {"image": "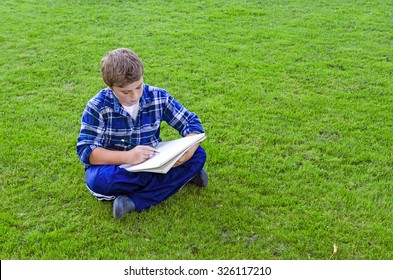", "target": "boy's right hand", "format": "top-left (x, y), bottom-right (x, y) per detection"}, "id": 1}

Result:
top-left (128, 145), bottom-right (157, 164)
top-left (89, 146), bottom-right (157, 166)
